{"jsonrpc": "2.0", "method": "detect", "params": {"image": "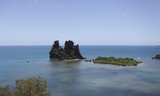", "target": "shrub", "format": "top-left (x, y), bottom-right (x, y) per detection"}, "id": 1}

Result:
top-left (0, 85), bottom-right (12, 96)
top-left (0, 77), bottom-right (51, 96)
